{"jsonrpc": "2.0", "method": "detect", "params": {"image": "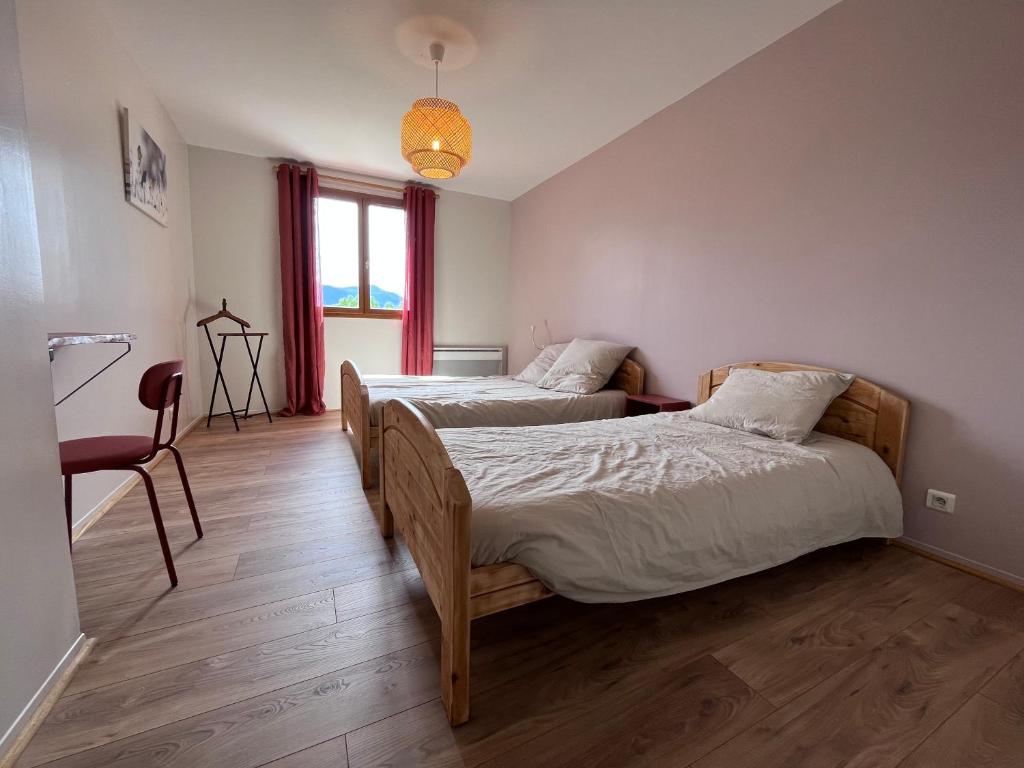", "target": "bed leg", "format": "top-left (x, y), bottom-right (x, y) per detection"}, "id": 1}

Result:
top-left (441, 607), bottom-right (470, 725)
top-left (361, 430), bottom-right (375, 489)
top-left (377, 431), bottom-right (394, 538)
top-left (441, 481), bottom-right (472, 726)
top-left (378, 498), bottom-right (394, 538)
top-left (340, 368), bottom-right (347, 430)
